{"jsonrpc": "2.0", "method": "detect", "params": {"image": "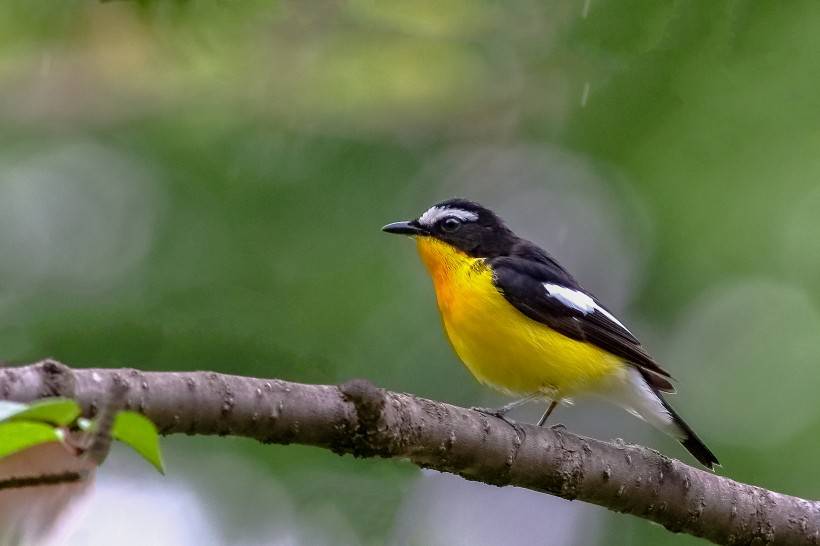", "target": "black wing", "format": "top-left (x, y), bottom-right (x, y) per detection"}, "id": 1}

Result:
top-left (489, 254), bottom-right (674, 392)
